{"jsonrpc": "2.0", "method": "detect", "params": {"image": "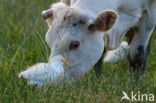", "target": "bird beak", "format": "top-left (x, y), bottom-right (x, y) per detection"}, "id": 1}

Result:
top-left (61, 59), bottom-right (72, 68)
